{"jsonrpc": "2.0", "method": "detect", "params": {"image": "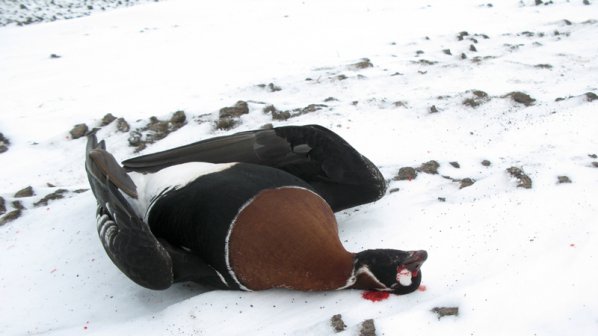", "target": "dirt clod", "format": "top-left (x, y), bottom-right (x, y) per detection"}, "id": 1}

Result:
top-left (220, 101), bottom-right (249, 119)
top-left (470, 44), bottom-right (478, 52)
top-left (33, 189), bottom-right (68, 207)
top-left (450, 161), bottom-right (460, 168)
top-left (15, 186), bottom-right (34, 198)
top-left (418, 160), bottom-right (440, 174)
top-left (101, 113), bottom-right (117, 126)
top-left (170, 111), bottom-right (187, 126)
top-left (459, 178), bottom-right (476, 189)
top-left (70, 123), bottom-right (89, 139)
top-left (505, 91), bottom-right (536, 106)
top-left (350, 58), bottom-right (374, 69)
top-left (481, 159), bottom-right (492, 167)
top-left (442, 49), bottom-right (452, 55)
top-left (557, 176), bottom-right (572, 184)
top-left (330, 314), bottom-right (347, 333)
top-left (258, 83), bottom-right (282, 92)
top-left (0, 209), bottom-right (22, 226)
top-left (359, 319), bottom-right (376, 336)
top-left (585, 92), bottom-right (597, 102)
top-left (215, 117), bottom-right (238, 131)
top-left (432, 307), bottom-right (459, 319)
top-left (0, 196), bottom-right (5, 215)
top-left (507, 167), bottom-right (533, 189)
top-left (592, 162), bottom-right (598, 168)
top-left (463, 89), bottom-right (490, 107)
top-left (394, 167), bottom-right (418, 181)
top-left (430, 105), bottom-right (439, 113)
top-left (12, 200), bottom-right (24, 210)
top-left (1, 132), bottom-right (11, 153)
top-left (116, 118), bottom-right (130, 132)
